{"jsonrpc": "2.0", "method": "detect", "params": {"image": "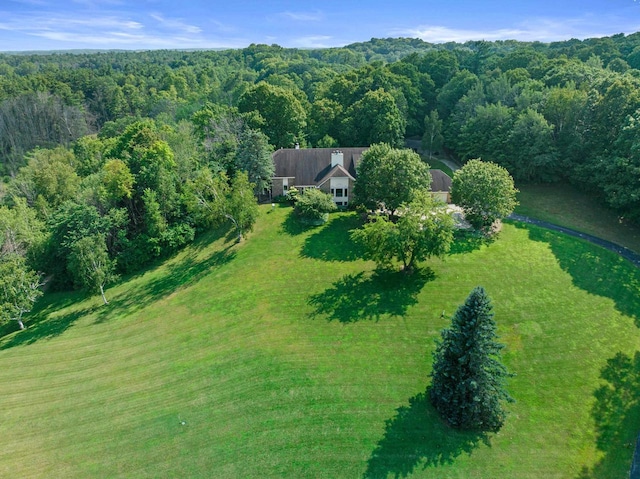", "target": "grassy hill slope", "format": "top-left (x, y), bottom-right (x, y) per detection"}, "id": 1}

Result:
top-left (0, 205), bottom-right (639, 478)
